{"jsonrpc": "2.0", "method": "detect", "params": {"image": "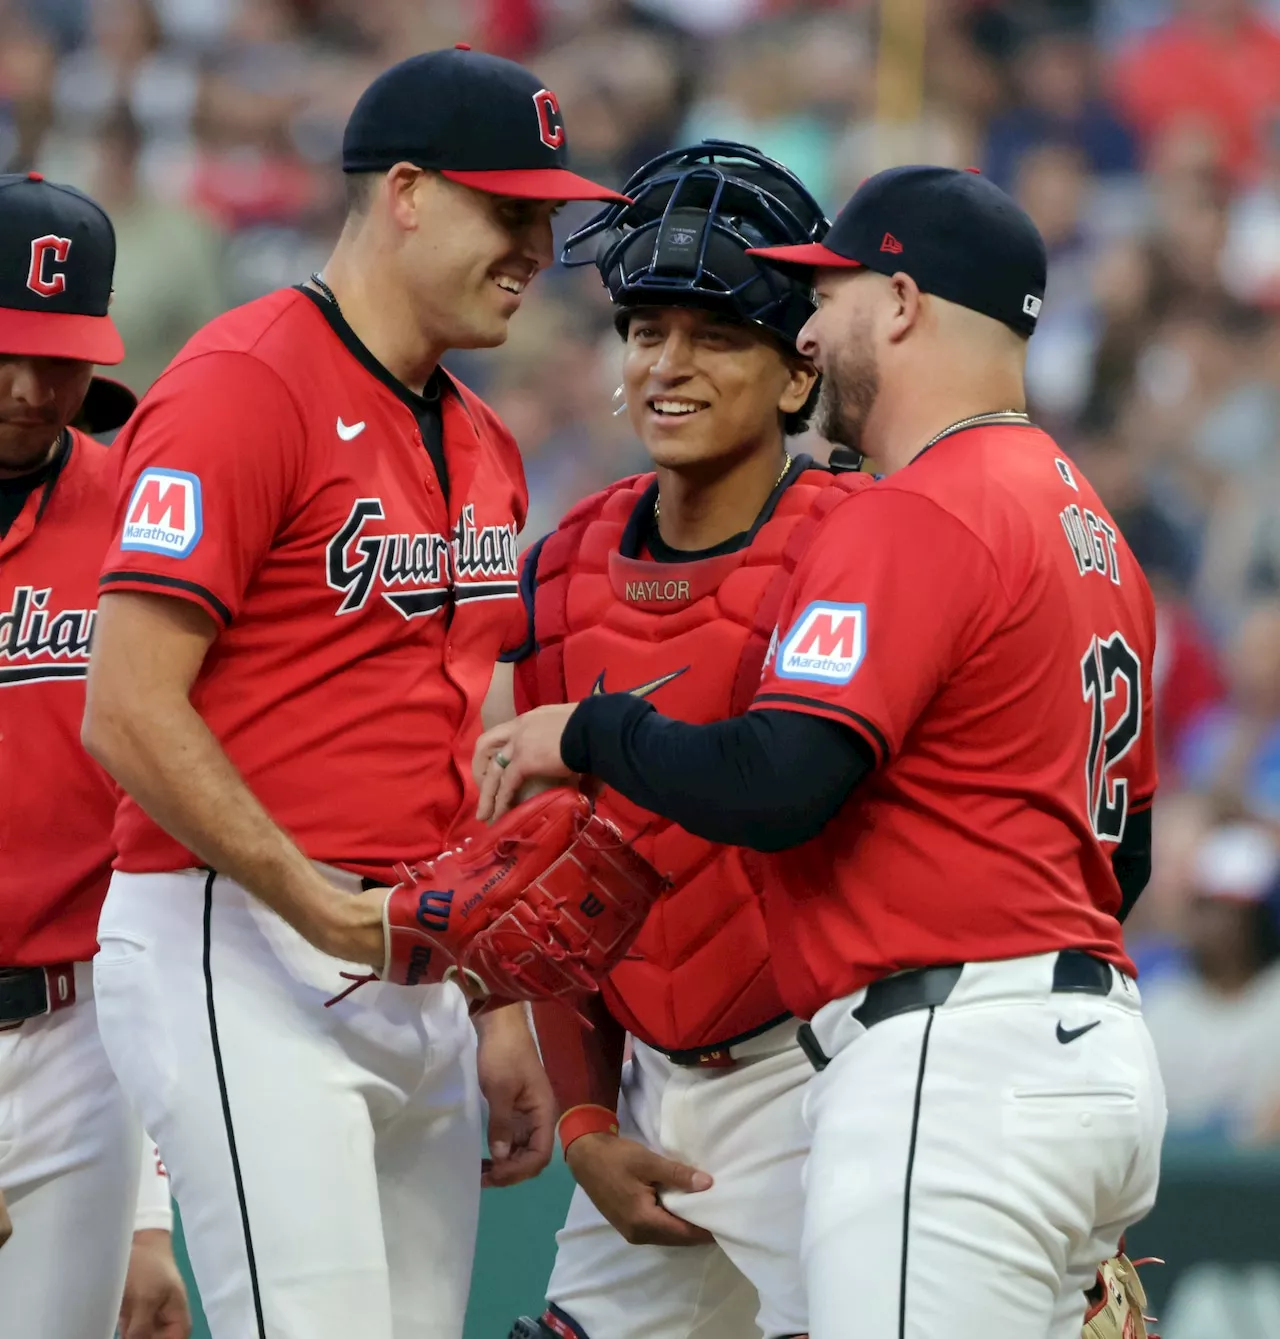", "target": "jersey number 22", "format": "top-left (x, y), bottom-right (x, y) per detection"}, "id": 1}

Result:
top-left (1081, 632), bottom-right (1142, 842)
